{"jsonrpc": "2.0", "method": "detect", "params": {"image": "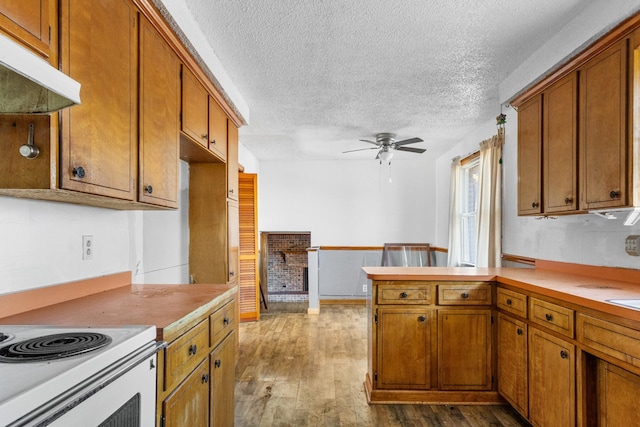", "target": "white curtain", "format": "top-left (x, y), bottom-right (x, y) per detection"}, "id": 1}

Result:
top-left (475, 128), bottom-right (504, 267)
top-left (447, 156), bottom-right (462, 267)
